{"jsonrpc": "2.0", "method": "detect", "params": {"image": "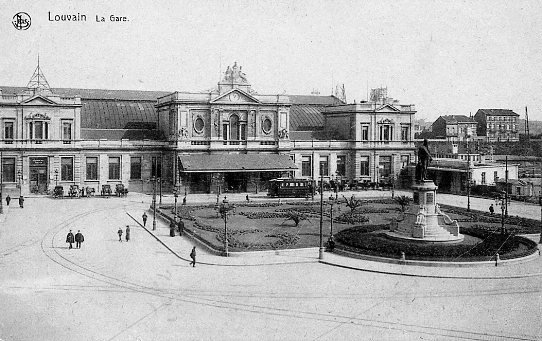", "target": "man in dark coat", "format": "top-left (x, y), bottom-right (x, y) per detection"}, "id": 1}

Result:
top-left (416, 139), bottom-right (433, 181)
top-left (75, 230), bottom-right (84, 249)
top-left (142, 212), bottom-right (148, 226)
top-left (5, 195), bottom-right (11, 206)
top-left (66, 230), bottom-right (75, 249)
top-left (190, 246), bottom-right (196, 267)
top-left (18, 196), bottom-right (24, 208)
top-left (117, 227), bottom-right (123, 242)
